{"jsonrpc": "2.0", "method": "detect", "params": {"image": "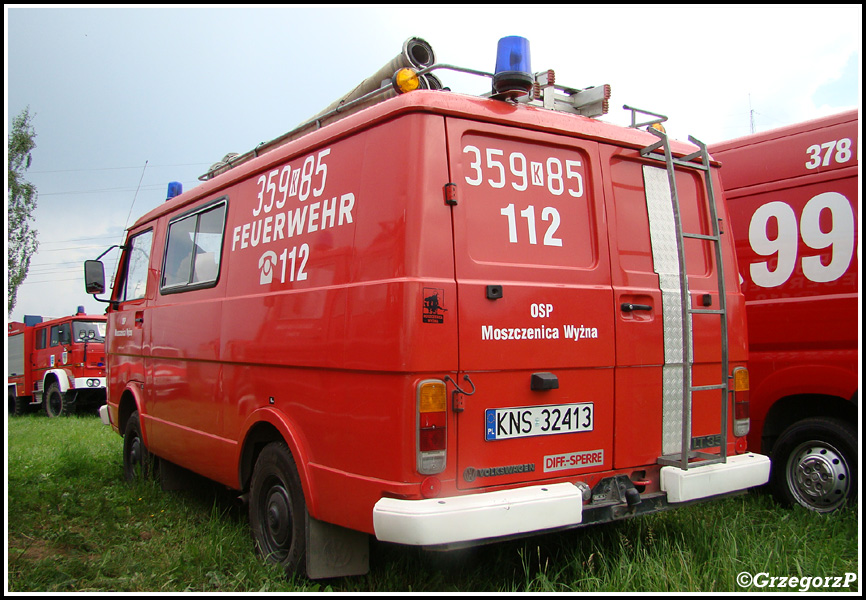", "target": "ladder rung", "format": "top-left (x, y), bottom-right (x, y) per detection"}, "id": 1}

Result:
top-left (690, 308), bottom-right (726, 315)
top-left (641, 152), bottom-right (709, 171)
top-left (690, 384), bottom-right (727, 392)
top-left (640, 141), bottom-right (665, 156)
top-left (680, 149), bottom-right (706, 164)
top-left (657, 452), bottom-right (726, 469)
top-left (683, 232), bottom-right (719, 241)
